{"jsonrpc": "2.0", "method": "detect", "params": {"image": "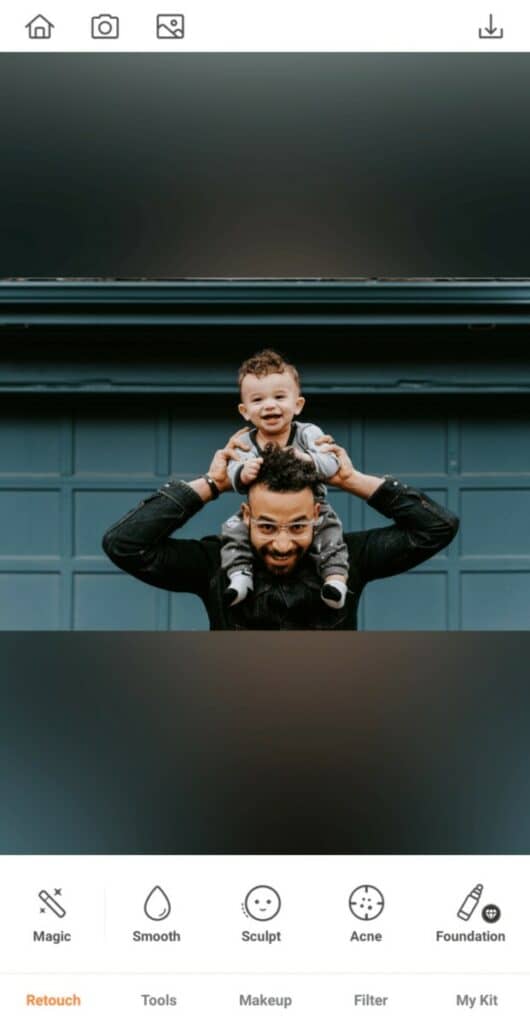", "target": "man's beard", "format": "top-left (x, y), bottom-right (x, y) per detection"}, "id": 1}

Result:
top-left (258, 541), bottom-right (305, 575)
